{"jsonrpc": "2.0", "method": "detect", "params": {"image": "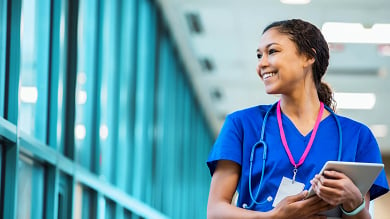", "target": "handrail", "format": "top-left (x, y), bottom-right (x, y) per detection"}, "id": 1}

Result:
top-left (0, 117), bottom-right (17, 144)
top-left (0, 119), bottom-right (169, 219)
